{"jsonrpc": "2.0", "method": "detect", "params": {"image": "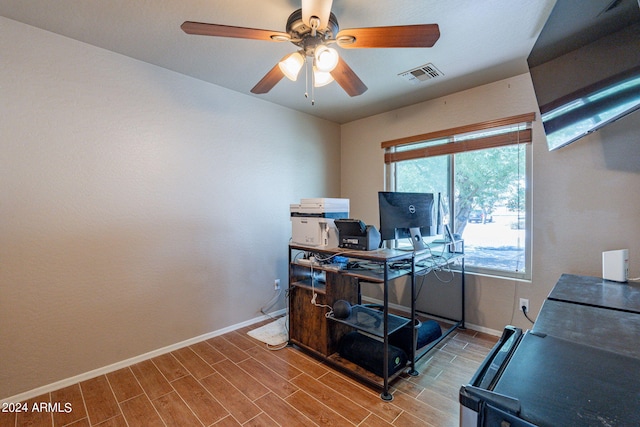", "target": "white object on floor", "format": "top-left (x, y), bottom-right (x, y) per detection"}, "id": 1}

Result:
top-left (247, 316), bottom-right (288, 346)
